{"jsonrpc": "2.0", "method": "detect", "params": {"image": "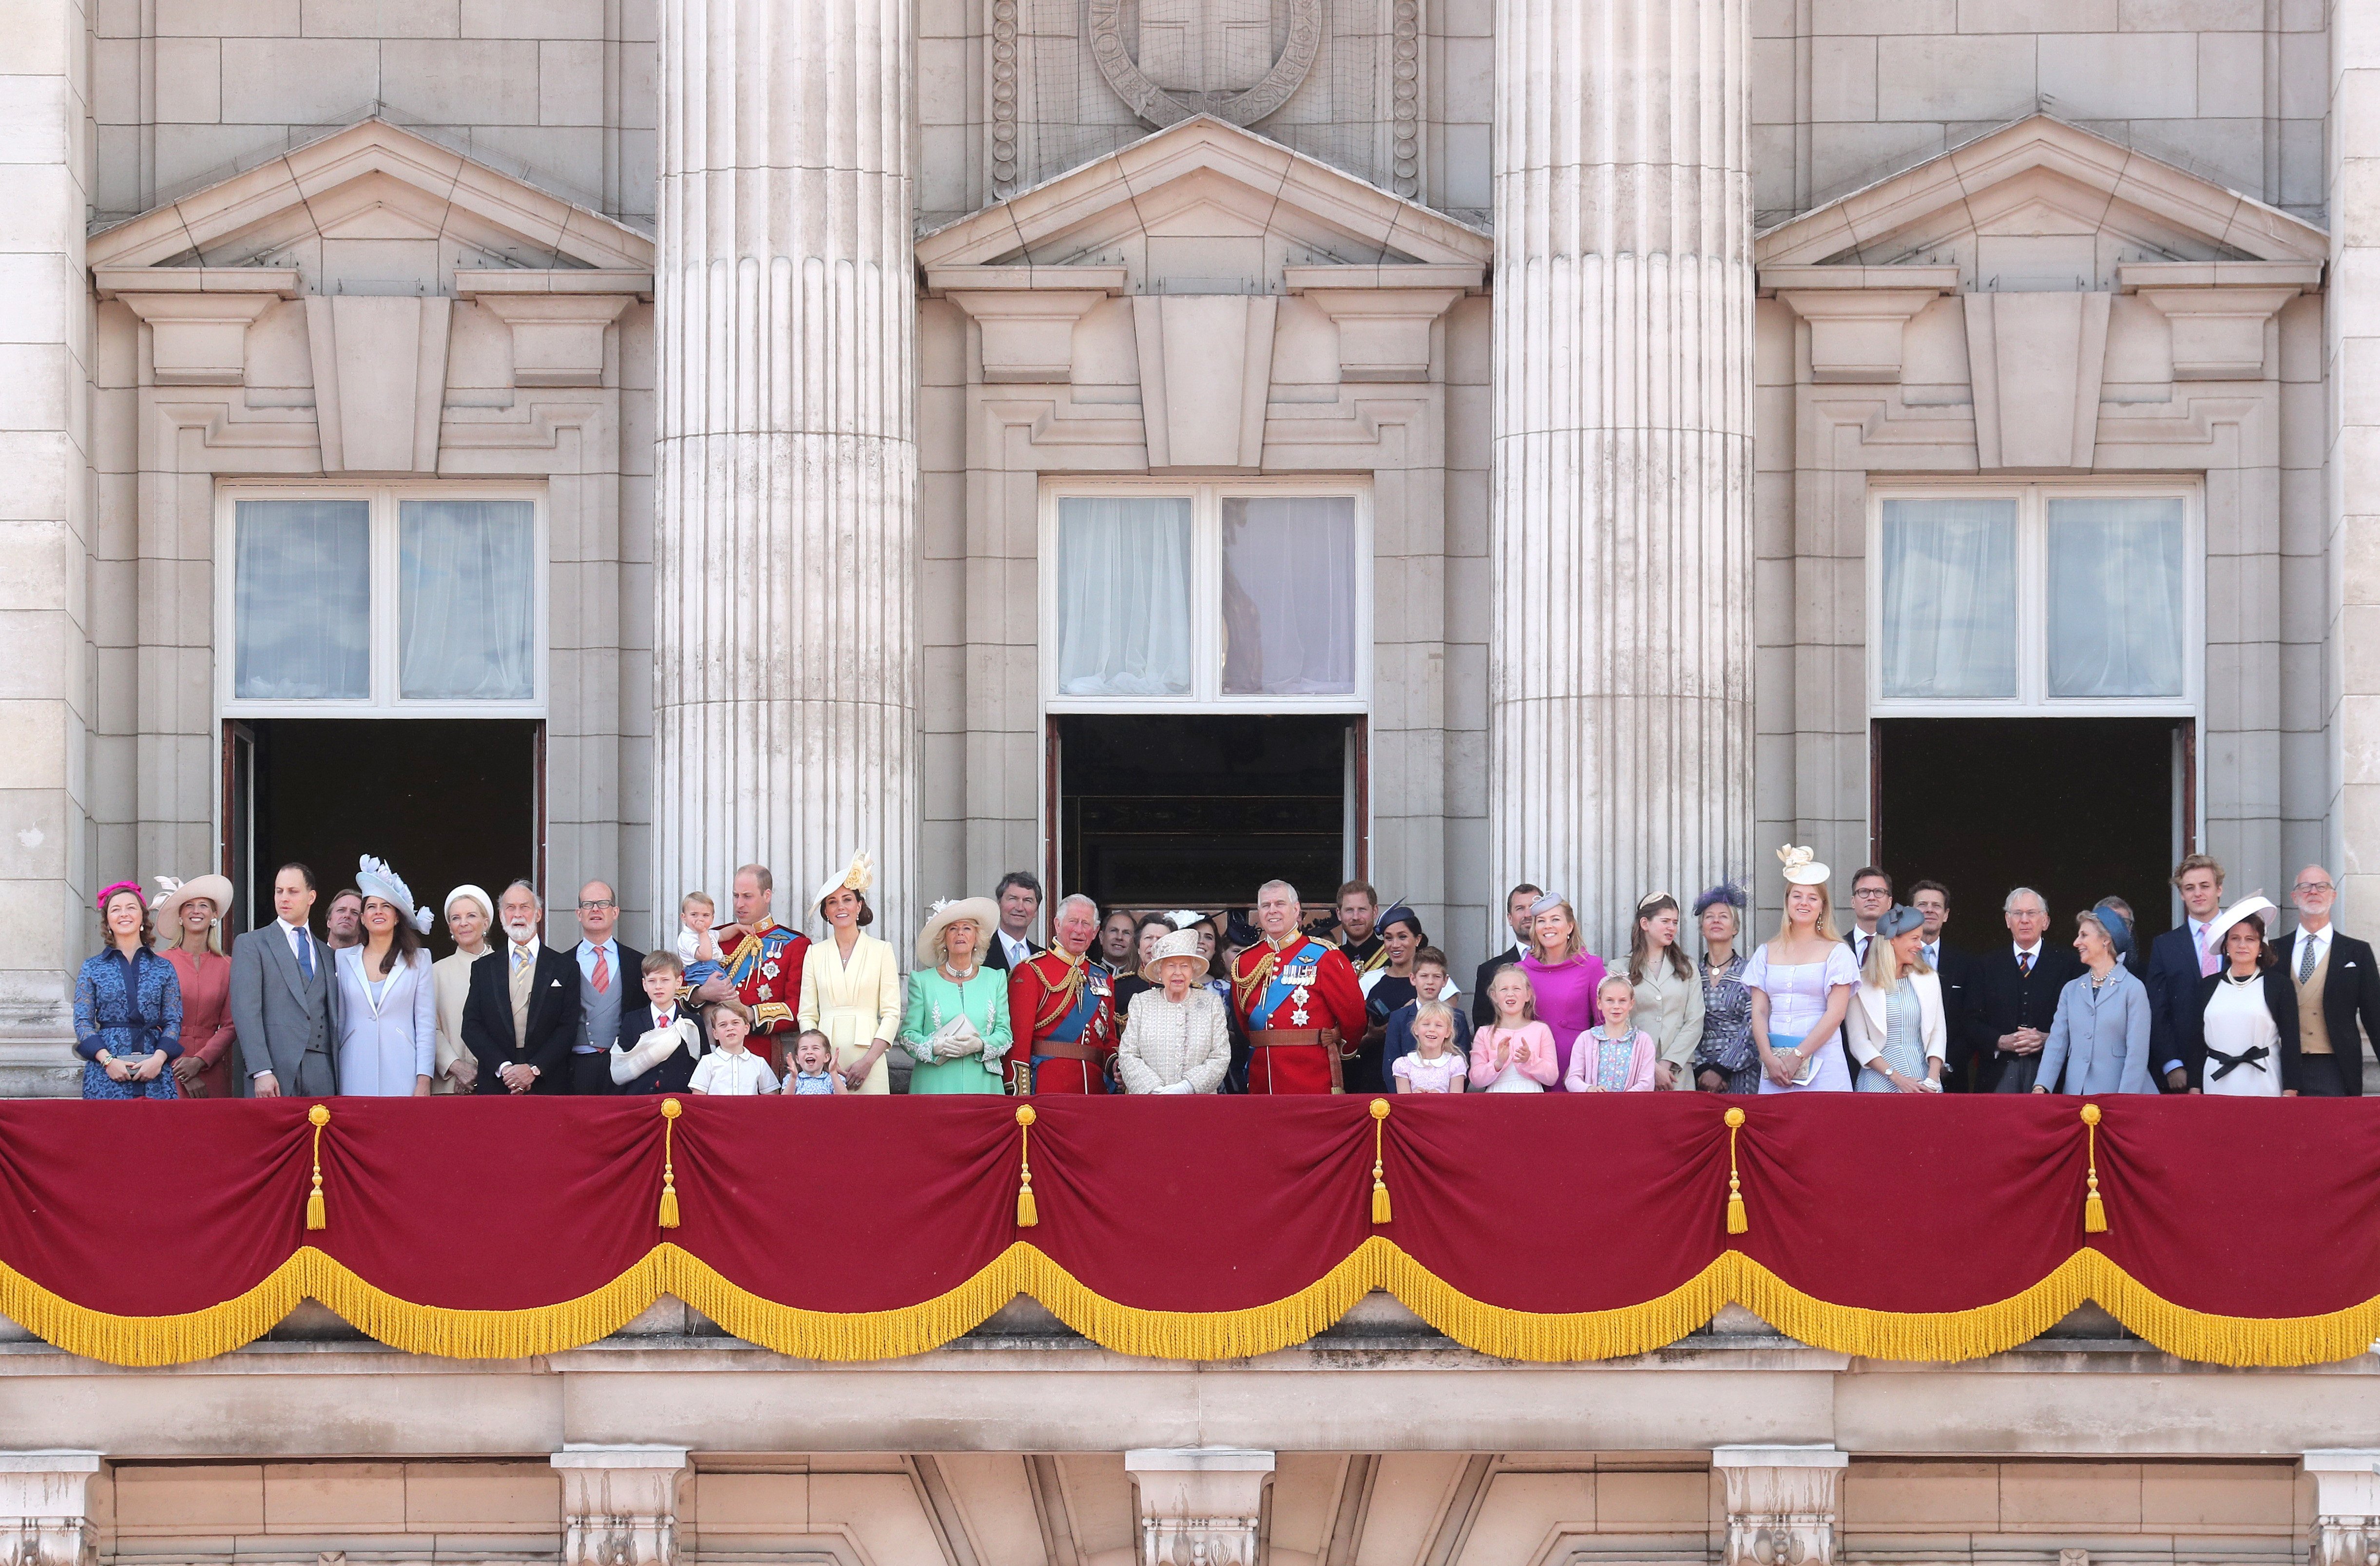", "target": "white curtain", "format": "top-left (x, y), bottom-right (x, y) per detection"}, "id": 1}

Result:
top-left (1879, 497), bottom-right (2017, 699)
top-left (1219, 496), bottom-right (1358, 696)
top-left (398, 499), bottom-right (536, 700)
top-left (2047, 496), bottom-right (2186, 698)
top-left (1054, 497), bottom-right (1194, 696)
top-left (233, 498), bottom-right (371, 699)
